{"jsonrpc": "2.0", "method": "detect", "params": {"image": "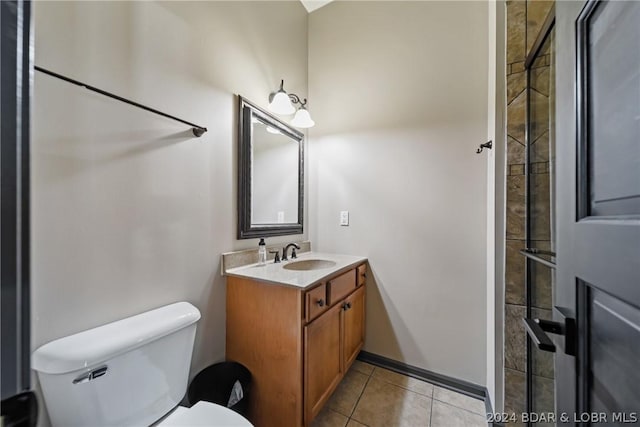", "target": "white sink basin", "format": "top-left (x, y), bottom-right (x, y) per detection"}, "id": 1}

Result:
top-left (283, 259), bottom-right (337, 271)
